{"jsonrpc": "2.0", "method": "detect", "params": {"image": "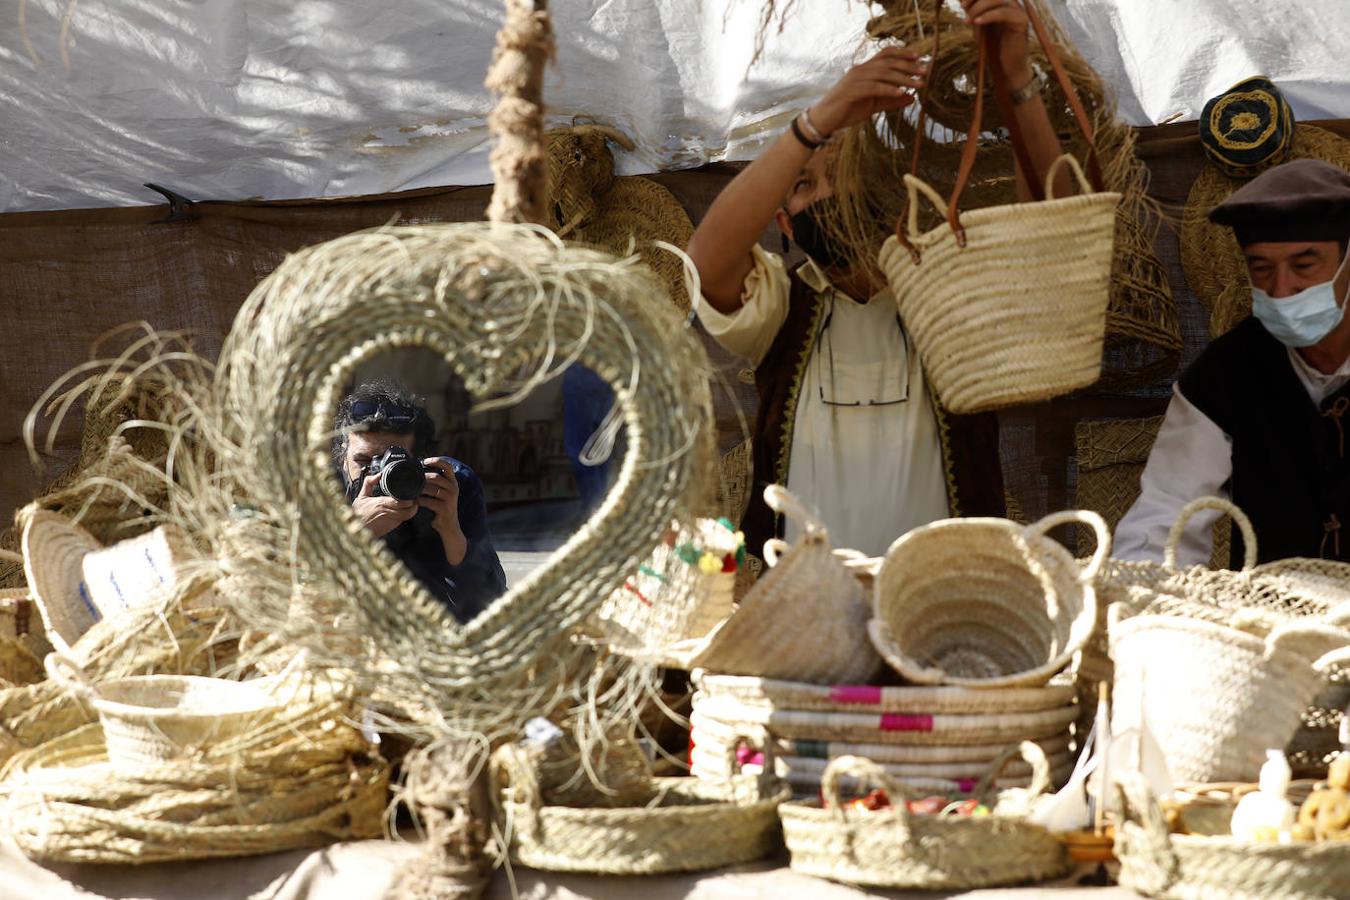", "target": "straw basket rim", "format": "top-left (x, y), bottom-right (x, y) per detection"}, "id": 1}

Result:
top-left (881, 187), bottom-right (1124, 261)
top-left (87, 673), bottom-right (283, 721)
top-left (691, 669), bottom-right (1078, 712)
